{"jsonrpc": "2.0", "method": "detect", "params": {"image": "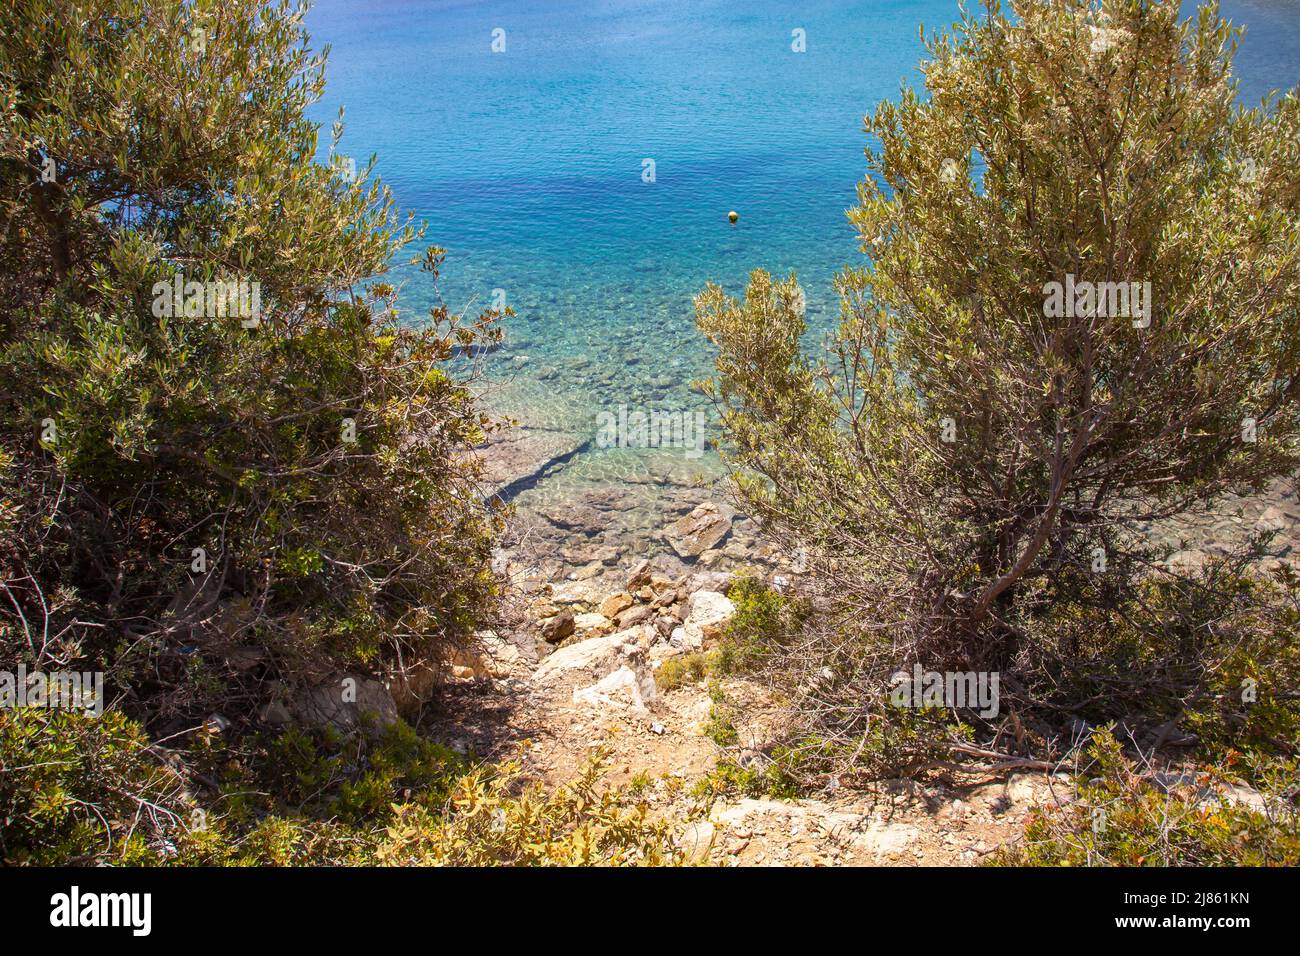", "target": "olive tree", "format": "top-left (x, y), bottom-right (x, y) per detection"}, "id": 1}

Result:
top-left (696, 0), bottom-right (1299, 764)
